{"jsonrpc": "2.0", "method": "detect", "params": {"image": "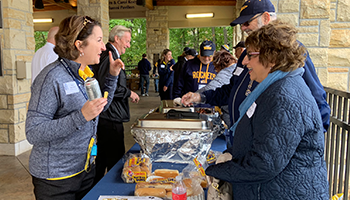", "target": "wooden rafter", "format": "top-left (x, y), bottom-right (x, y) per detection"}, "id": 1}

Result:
top-left (156, 0), bottom-right (236, 6)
